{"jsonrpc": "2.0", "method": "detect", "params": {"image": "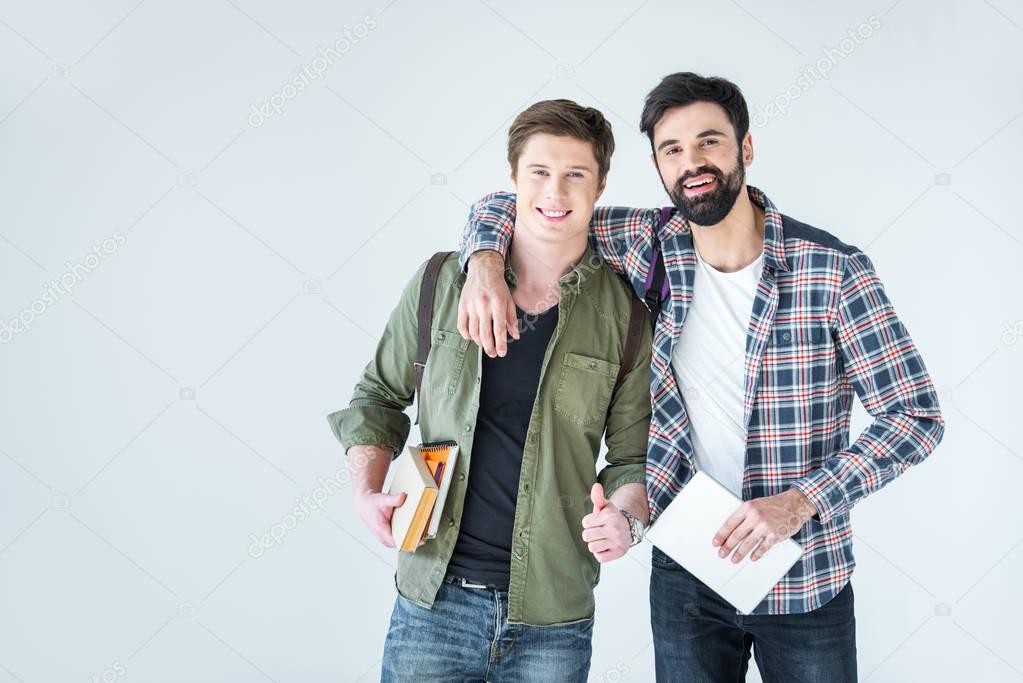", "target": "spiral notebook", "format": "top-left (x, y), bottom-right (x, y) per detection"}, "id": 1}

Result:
top-left (387, 440), bottom-right (459, 552)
